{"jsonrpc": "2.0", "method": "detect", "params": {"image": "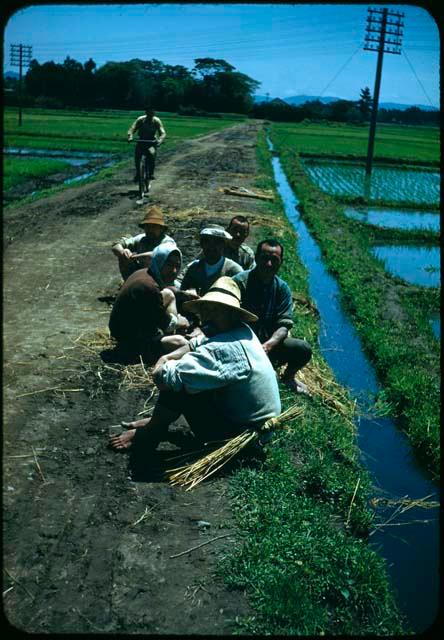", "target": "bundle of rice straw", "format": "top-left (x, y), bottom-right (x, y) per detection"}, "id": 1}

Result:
top-left (165, 403), bottom-right (305, 490)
